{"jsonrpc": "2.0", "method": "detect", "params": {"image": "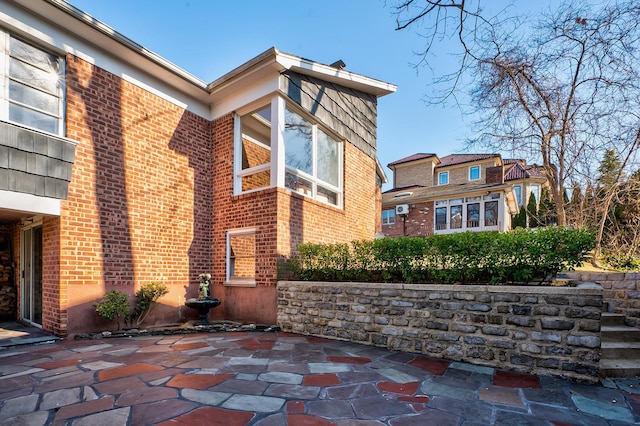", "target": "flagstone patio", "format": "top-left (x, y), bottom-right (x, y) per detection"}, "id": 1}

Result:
top-left (0, 331), bottom-right (638, 425)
